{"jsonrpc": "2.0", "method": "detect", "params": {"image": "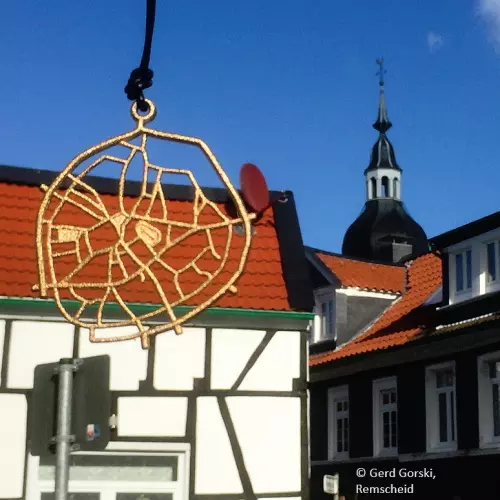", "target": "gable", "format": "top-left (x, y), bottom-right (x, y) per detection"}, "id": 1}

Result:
top-left (310, 253), bottom-right (442, 366)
